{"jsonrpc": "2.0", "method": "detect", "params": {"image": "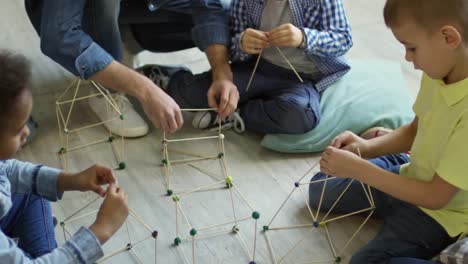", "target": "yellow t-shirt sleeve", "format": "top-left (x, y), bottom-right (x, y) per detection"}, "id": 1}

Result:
top-left (413, 74), bottom-right (429, 116)
top-left (437, 113), bottom-right (468, 191)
